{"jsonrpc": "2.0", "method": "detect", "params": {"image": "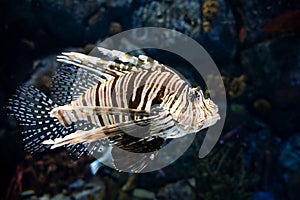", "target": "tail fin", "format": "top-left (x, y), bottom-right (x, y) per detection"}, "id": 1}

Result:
top-left (7, 86), bottom-right (65, 153)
